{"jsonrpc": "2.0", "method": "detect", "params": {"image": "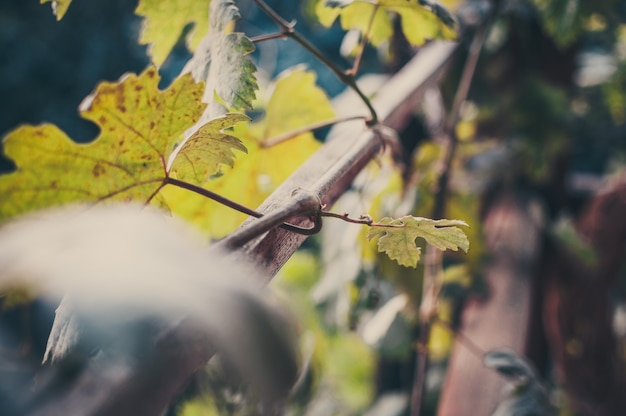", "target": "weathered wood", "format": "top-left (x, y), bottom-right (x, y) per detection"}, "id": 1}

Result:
top-left (31, 41), bottom-right (458, 416)
top-left (437, 194), bottom-right (542, 416)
